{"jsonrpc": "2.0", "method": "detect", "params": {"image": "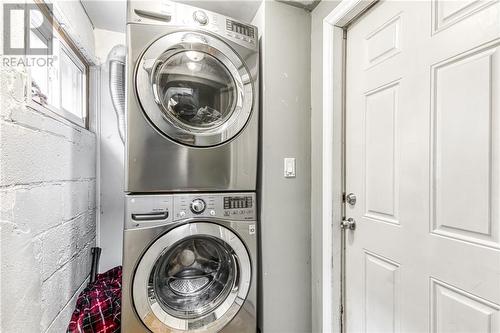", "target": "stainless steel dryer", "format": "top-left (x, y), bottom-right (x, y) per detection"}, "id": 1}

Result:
top-left (126, 1), bottom-right (259, 192)
top-left (122, 193), bottom-right (257, 332)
